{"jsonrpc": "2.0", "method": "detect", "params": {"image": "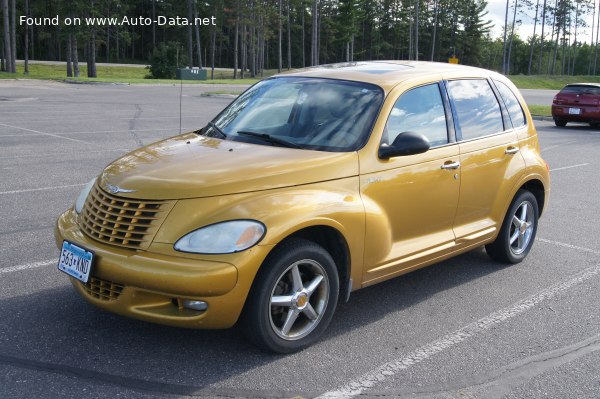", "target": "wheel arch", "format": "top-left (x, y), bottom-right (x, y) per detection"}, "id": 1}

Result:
top-left (520, 178), bottom-right (546, 217)
top-left (287, 226), bottom-right (352, 302)
top-left (259, 225), bottom-right (352, 304)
